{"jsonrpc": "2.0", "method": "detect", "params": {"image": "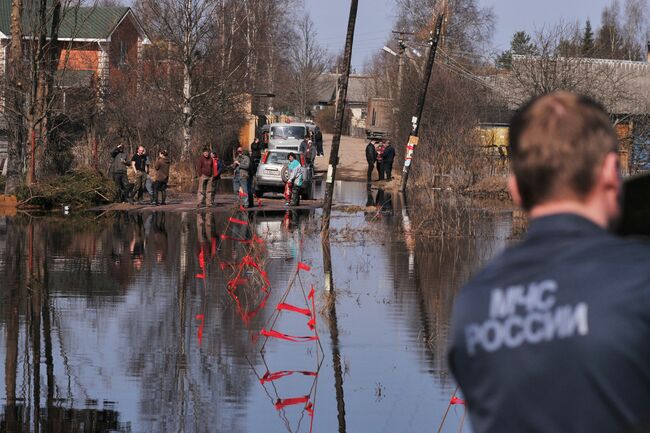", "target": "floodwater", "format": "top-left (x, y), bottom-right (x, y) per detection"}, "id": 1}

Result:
top-left (0, 181), bottom-right (519, 433)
